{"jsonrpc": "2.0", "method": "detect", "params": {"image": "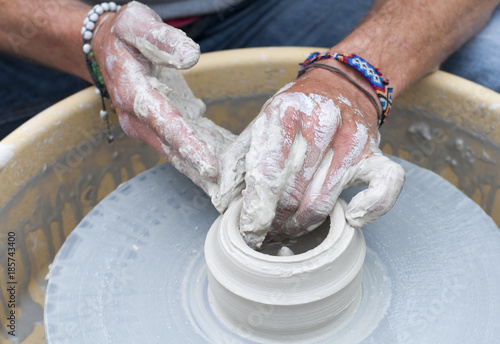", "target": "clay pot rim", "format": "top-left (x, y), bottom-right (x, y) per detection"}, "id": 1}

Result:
top-left (224, 197), bottom-right (349, 263)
